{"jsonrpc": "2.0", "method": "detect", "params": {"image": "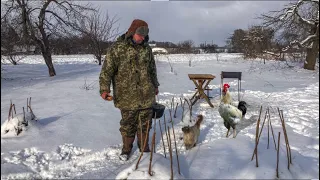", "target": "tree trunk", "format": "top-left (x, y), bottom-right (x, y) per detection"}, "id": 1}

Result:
top-left (42, 50), bottom-right (56, 76)
top-left (304, 24), bottom-right (319, 70)
top-left (9, 56), bottom-right (18, 65)
top-left (41, 48), bottom-right (56, 77)
top-left (94, 53), bottom-right (102, 66)
top-left (304, 42), bottom-right (319, 70)
top-left (37, 38), bottom-right (56, 76)
top-left (98, 55), bottom-right (102, 65)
